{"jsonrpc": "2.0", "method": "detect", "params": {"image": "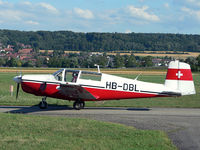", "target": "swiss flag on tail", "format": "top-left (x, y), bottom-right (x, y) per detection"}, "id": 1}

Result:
top-left (166, 69), bottom-right (193, 81)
